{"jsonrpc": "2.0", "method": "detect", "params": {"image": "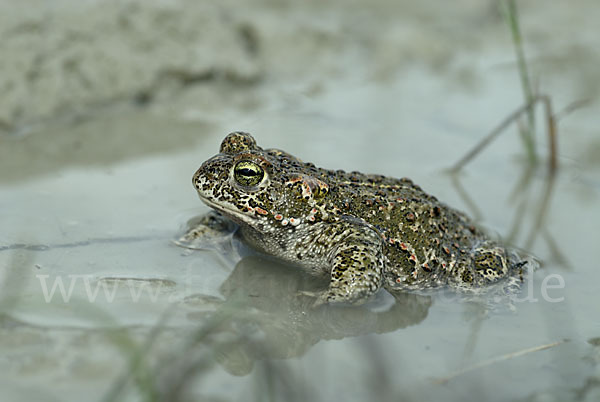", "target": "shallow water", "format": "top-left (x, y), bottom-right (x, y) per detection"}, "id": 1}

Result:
top-left (2, 1), bottom-right (600, 401)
